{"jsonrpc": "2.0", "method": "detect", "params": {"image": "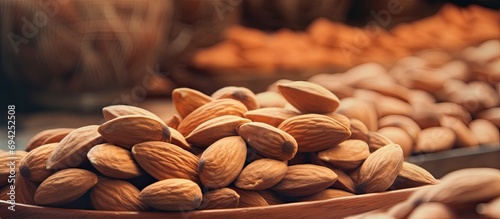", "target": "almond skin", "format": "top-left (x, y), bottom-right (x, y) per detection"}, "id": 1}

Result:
top-left (15, 173), bottom-right (39, 205)
top-left (46, 125), bottom-right (104, 170)
top-left (336, 98), bottom-right (378, 131)
top-left (277, 81), bottom-right (341, 114)
top-left (98, 115), bottom-right (171, 149)
top-left (186, 115), bottom-right (251, 148)
top-left (0, 151), bottom-right (28, 186)
top-left (378, 115), bottom-right (421, 141)
top-left (139, 178), bottom-right (202, 211)
top-left (232, 188), bottom-right (269, 208)
top-left (377, 127), bottom-right (414, 158)
top-left (415, 127), bottom-right (456, 153)
top-left (102, 105), bottom-right (164, 123)
top-left (87, 143), bottom-right (142, 179)
top-left (90, 177), bottom-right (147, 211)
top-left (34, 168), bottom-right (98, 206)
top-left (368, 131), bottom-right (394, 152)
top-left (211, 86), bottom-right (260, 110)
top-left (199, 188), bottom-right (240, 210)
top-left (172, 87), bottom-right (213, 118)
top-left (348, 119), bottom-right (370, 142)
top-left (318, 139), bottom-right (370, 170)
top-left (391, 162), bottom-right (439, 190)
top-left (469, 119), bottom-right (500, 145)
top-left (199, 136), bottom-right (247, 189)
top-left (356, 144), bottom-right (404, 194)
top-left (177, 99), bottom-right (248, 136)
top-left (278, 114), bottom-right (351, 152)
top-left (238, 122), bottom-right (298, 161)
top-left (271, 164), bottom-right (338, 197)
top-left (235, 158), bottom-right (288, 190)
top-left (132, 141), bottom-right (199, 182)
top-left (25, 128), bottom-right (75, 152)
top-left (19, 143), bottom-right (57, 182)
